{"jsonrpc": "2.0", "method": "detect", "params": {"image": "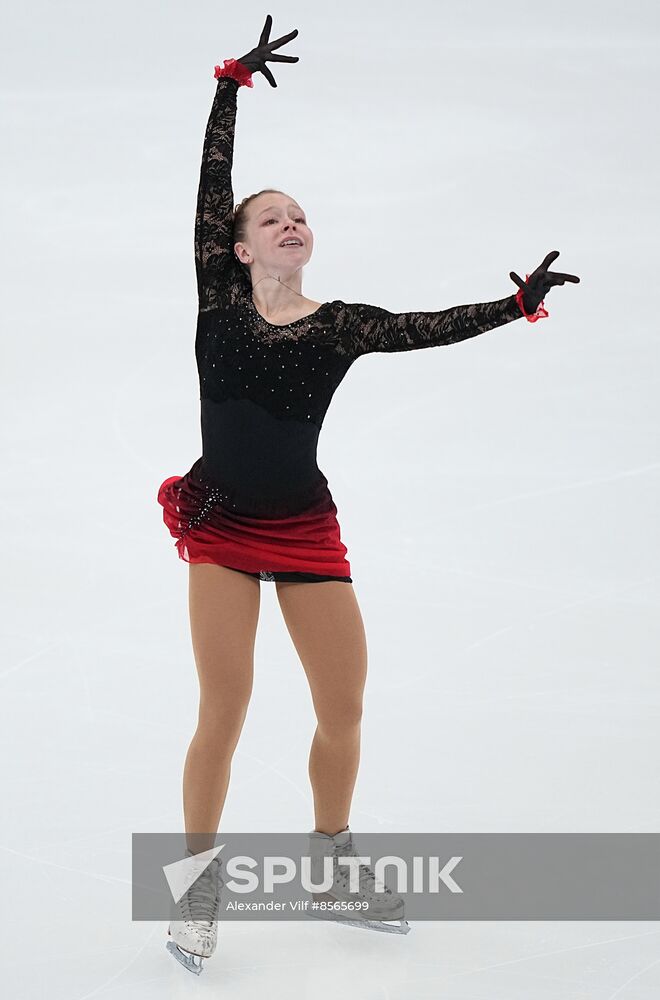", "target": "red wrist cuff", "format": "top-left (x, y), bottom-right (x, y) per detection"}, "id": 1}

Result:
top-left (214, 58), bottom-right (254, 88)
top-left (515, 277), bottom-right (549, 323)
